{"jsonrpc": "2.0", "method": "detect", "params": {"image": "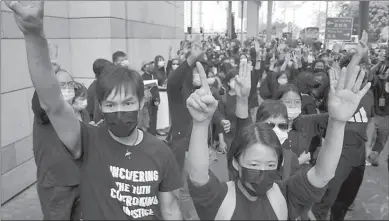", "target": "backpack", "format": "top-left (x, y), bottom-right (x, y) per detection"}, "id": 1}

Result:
top-left (214, 181), bottom-right (288, 220)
